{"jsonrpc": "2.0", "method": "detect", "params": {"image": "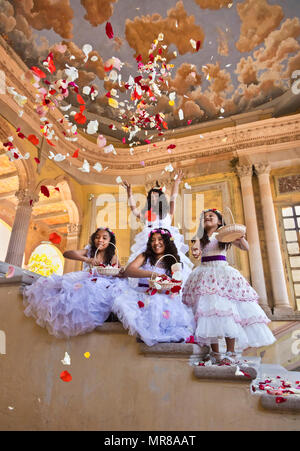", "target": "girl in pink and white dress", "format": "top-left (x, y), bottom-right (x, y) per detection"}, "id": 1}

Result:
top-left (182, 209), bottom-right (276, 364)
